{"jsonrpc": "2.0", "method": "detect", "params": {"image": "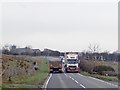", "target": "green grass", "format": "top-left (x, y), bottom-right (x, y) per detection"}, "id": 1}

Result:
top-left (2, 58), bottom-right (49, 88)
top-left (79, 60), bottom-right (118, 82)
top-left (91, 74), bottom-right (118, 81)
top-left (2, 83), bottom-right (36, 88)
top-left (80, 71), bottom-right (90, 76)
top-left (12, 60), bottom-right (49, 84)
top-left (80, 71), bottom-right (118, 82)
top-left (0, 86), bottom-right (2, 90)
